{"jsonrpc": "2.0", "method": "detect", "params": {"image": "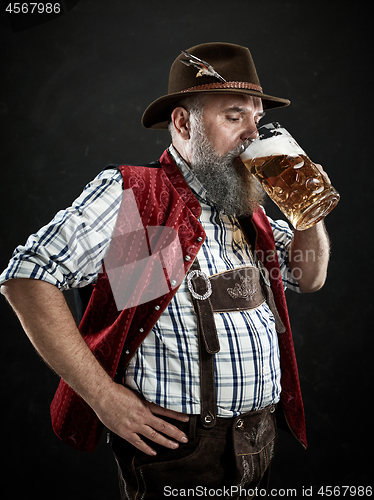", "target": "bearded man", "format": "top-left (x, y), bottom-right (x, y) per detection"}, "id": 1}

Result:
top-left (1, 43), bottom-right (330, 499)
